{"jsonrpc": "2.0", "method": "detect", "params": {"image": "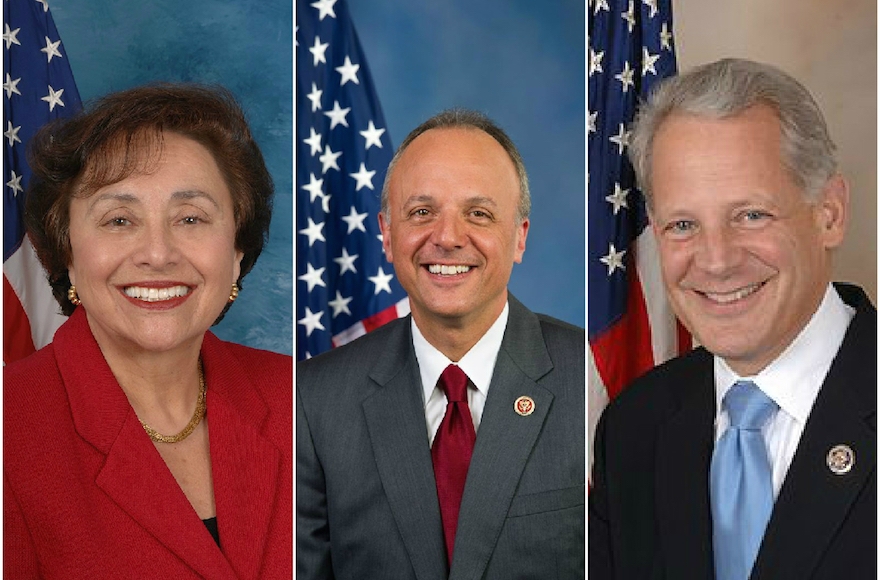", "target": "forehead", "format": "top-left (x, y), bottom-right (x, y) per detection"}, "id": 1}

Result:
top-left (653, 105), bottom-right (783, 154)
top-left (650, 105), bottom-right (791, 196)
top-left (390, 127), bottom-right (519, 197)
top-left (78, 131), bottom-right (224, 199)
